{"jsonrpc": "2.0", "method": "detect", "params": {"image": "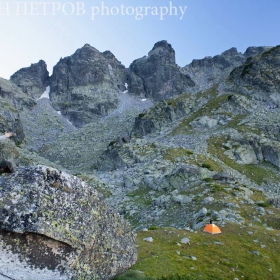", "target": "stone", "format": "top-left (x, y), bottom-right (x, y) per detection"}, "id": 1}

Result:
top-left (234, 145), bottom-right (258, 164)
top-left (195, 116), bottom-right (218, 128)
top-left (193, 207), bottom-right (208, 219)
top-left (143, 237), bottom-right (153, 243)
top-left (0, 166), bottom-right (136, 280)
top-left (204, 197), bottom-right (214, 204)
top-left (251, 251), bottom-right (260, 256)
top-left (172, 194), bottom-right (192, 204)
top-left (180, 237), bottom-right (190, 245)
